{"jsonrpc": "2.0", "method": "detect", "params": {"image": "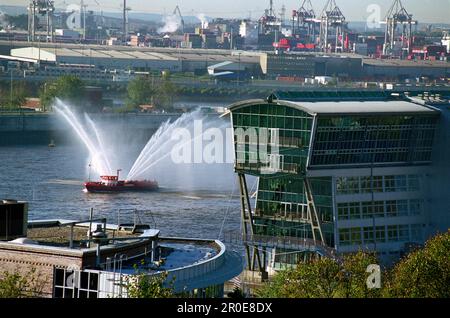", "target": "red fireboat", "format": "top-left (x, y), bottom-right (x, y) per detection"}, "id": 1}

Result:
top-left (84, 170), bottom-right (158, 193)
